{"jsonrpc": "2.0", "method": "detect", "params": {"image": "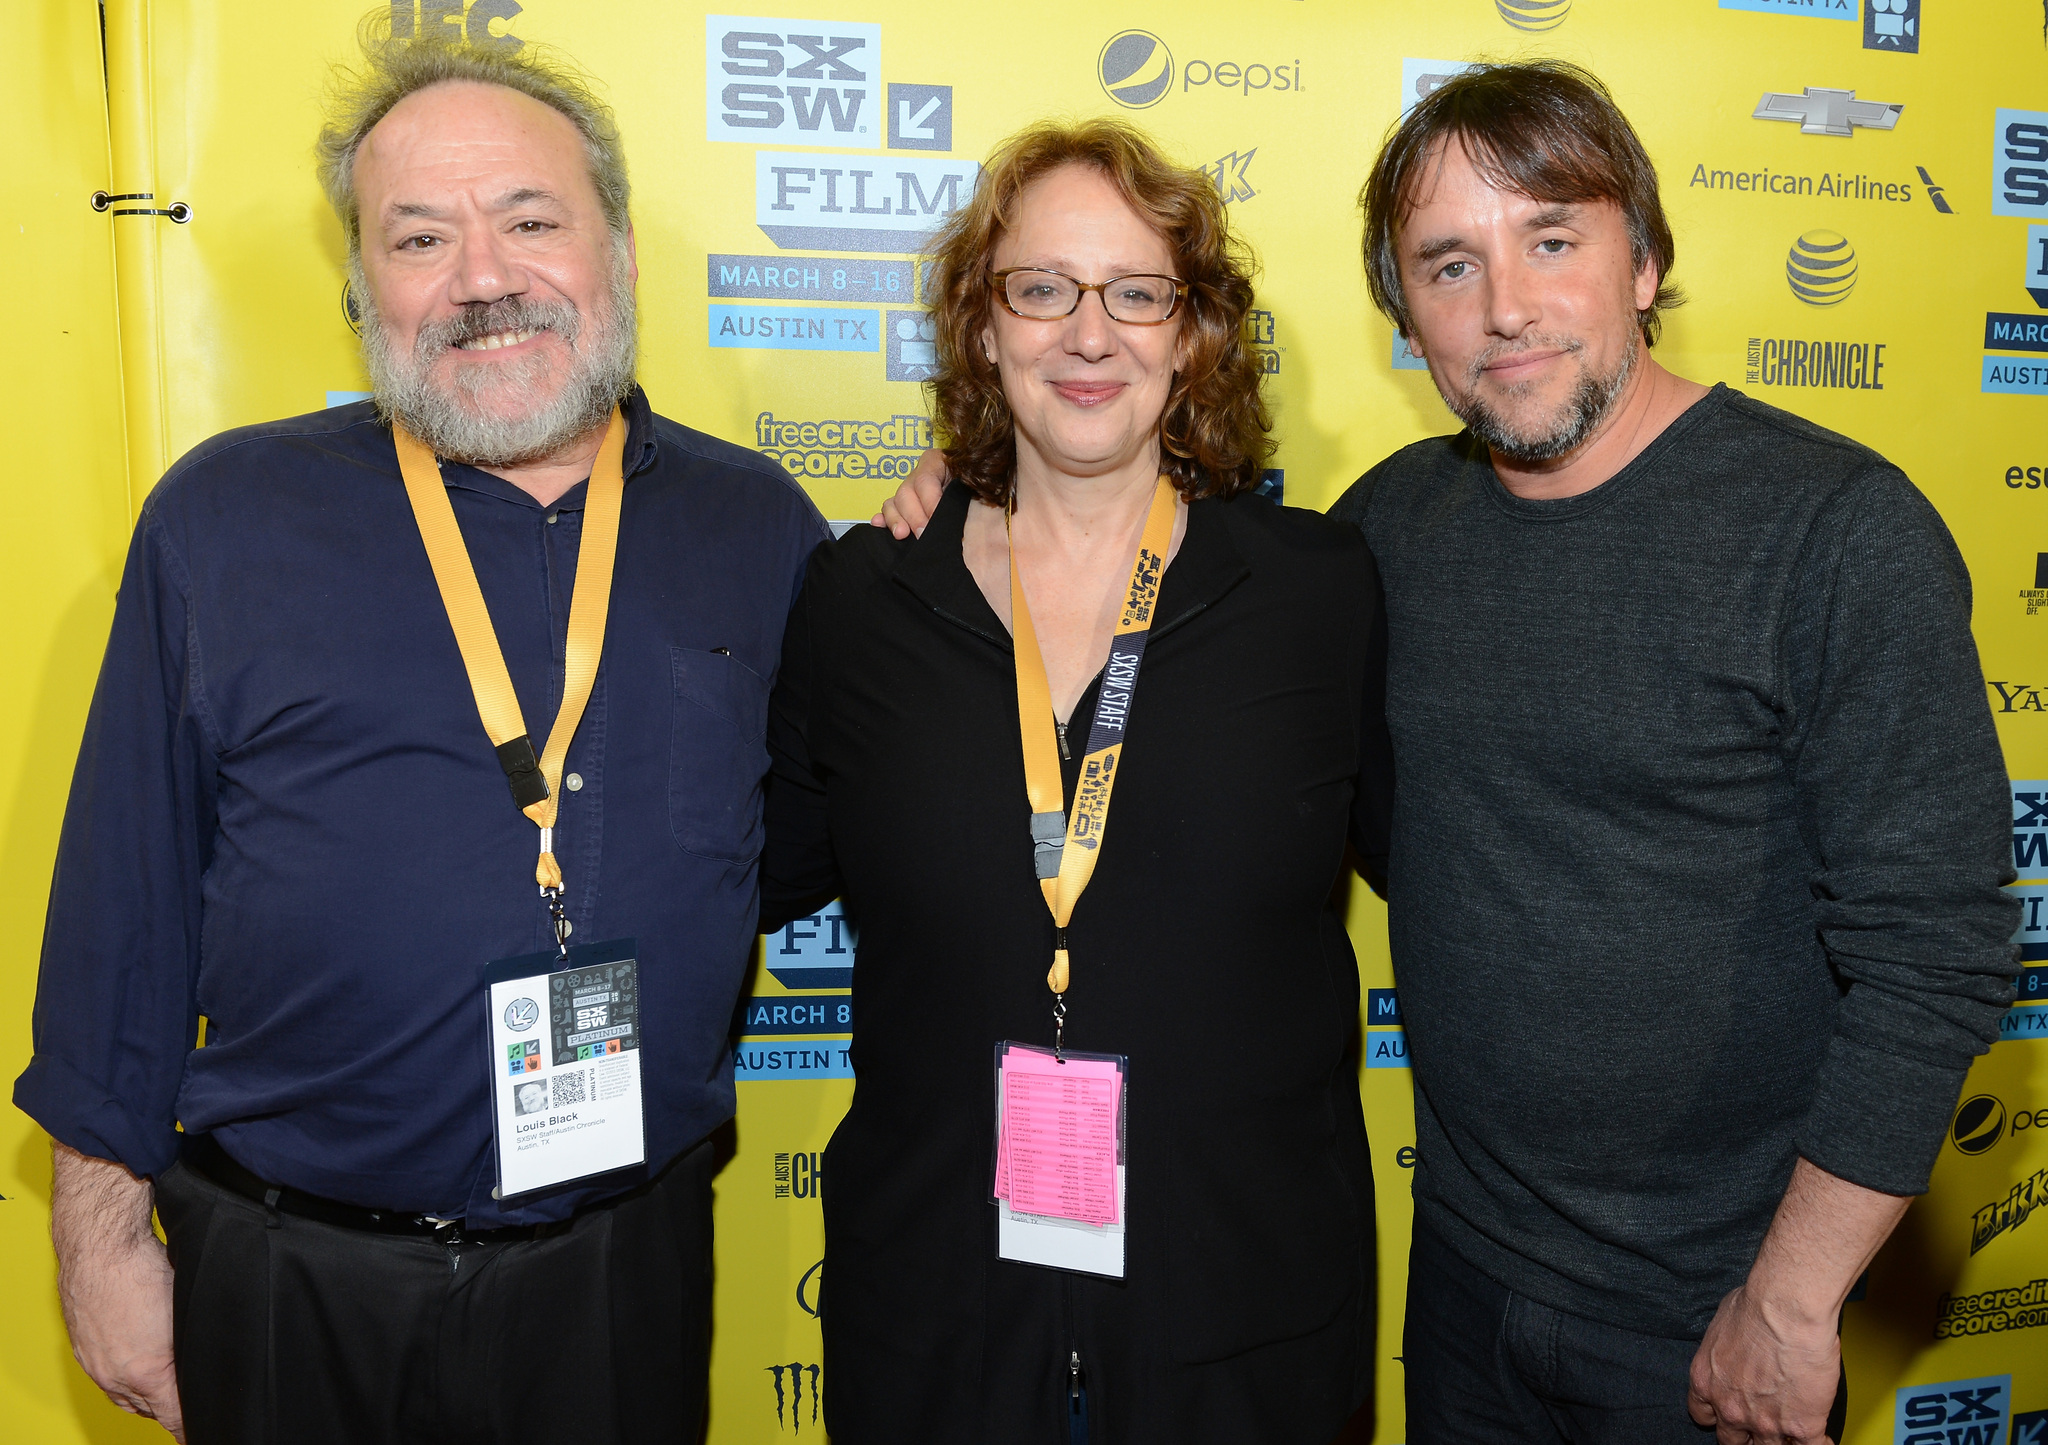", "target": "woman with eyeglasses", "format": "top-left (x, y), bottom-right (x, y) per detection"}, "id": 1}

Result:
top-left (761, 117), bottom-right (1392, 1444)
